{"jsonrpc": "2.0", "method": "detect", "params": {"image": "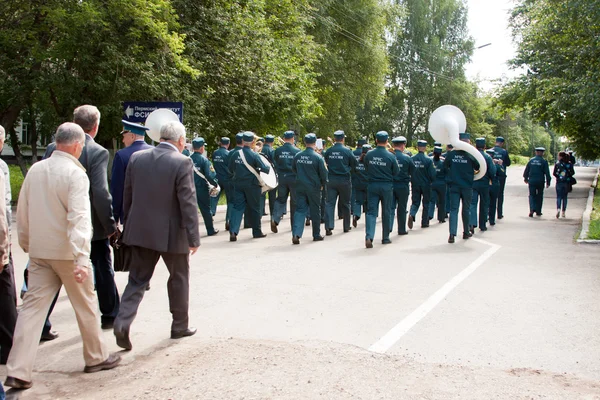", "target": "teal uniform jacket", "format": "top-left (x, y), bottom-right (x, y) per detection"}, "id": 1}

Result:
top-left (324, 143), bottom-right (357, 179)
top-left (393, 150), bottom-right (415, 184)
top-left (352, 147), bottom-right (363, 160)
top-left (212, 147), bottom-right (230, 183)
top-left (353, 157), bottom-right (368, 189)
top-left (411, 152), bottom-right (436, 186)
top-left (292, 147), bottom-right (328, 190)
top-left (493, 146), bottom-right (511, 168)
top-left (443, 150), bottom-right (480, 188)
top-left (228, 147), bottom-right (271, 188)
top-left (492, 153), bottom-right (507, 177)
top-left (190, 152), bottom-right (217, 189)
top-left (261, 144), bottom-right (274, 163)
top-left (273, 143), bottom-right (300, 180)
top-left (524, 156), bottom-right (551, 185)
top-left (432, 158), bottom-right (446, 184)
top-left (492, 162), bottom-right (504, 185)
top-left (364, 147), bottom-right (400, 182)
top-left (473, 151), bottom-right (496, 188)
